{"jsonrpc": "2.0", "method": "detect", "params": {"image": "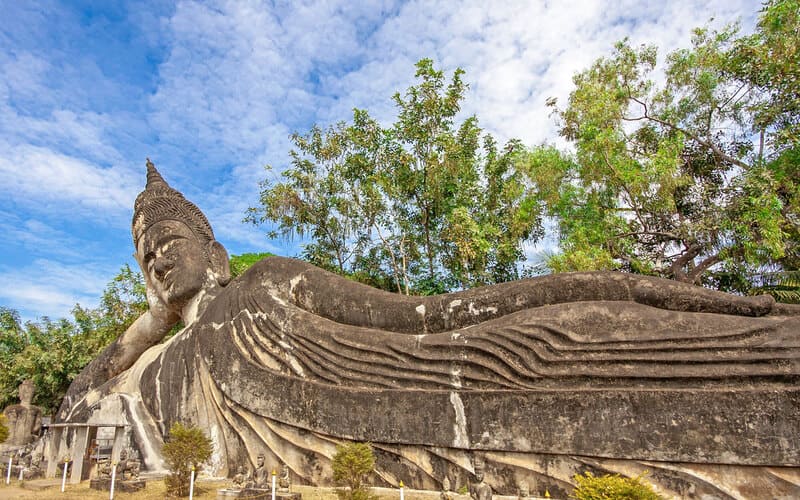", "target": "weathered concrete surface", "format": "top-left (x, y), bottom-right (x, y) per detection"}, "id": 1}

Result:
top-left (57, 163), bottom-right (800, 499)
